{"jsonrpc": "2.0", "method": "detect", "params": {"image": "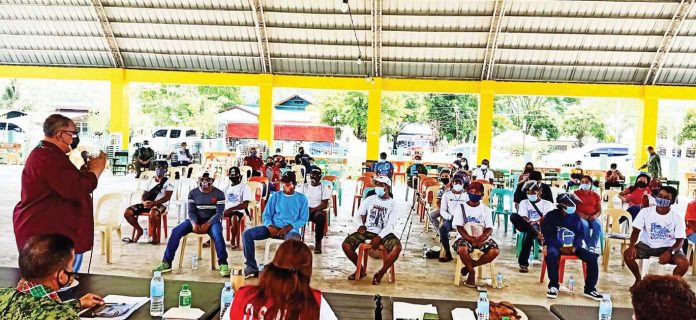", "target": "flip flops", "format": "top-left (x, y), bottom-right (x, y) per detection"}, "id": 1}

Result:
top-left (121, 237), bottom-right (135, 243)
